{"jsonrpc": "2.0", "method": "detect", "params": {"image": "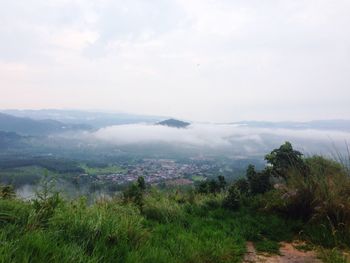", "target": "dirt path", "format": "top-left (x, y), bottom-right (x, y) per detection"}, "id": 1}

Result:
top-left (243, 241), bottom-right (322, 263)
